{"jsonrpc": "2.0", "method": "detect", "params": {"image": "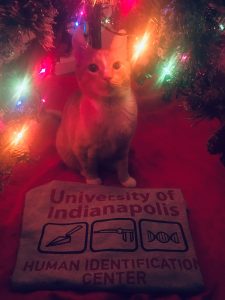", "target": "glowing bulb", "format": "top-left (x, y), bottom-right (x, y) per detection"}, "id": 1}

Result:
top-left (132, 32), bottom-right (150, 62)
top-left (104, 17), bottom-right (111, 24)
top-left (157, 53), bottom-right (178, 85)
top-left (75, 21), bottom-right (79, 27)
top-left (219, 24), bottom-right (225, 31)
top-left (16, 100), bottom-right (22, 106)
top-left (39, 68), bottom-right (46, 74)
top-left (92, 0), bottom-right (117, 6)
top-left (36, 57), bottom-right (53, 78)
top-left (14, 76), bottom-right (30, 101)
top-left (121, 0), bottom-right (137, 15)
top-left (10, 125), bottom-right (28, 147)
top-left (180, 54), bottom-right (188, 62)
